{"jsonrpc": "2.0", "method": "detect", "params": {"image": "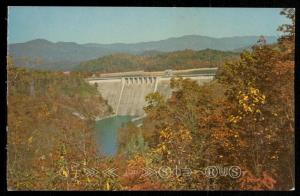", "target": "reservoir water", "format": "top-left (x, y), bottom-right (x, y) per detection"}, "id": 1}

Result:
top-left (95, 115), bottom-right (134, 156)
